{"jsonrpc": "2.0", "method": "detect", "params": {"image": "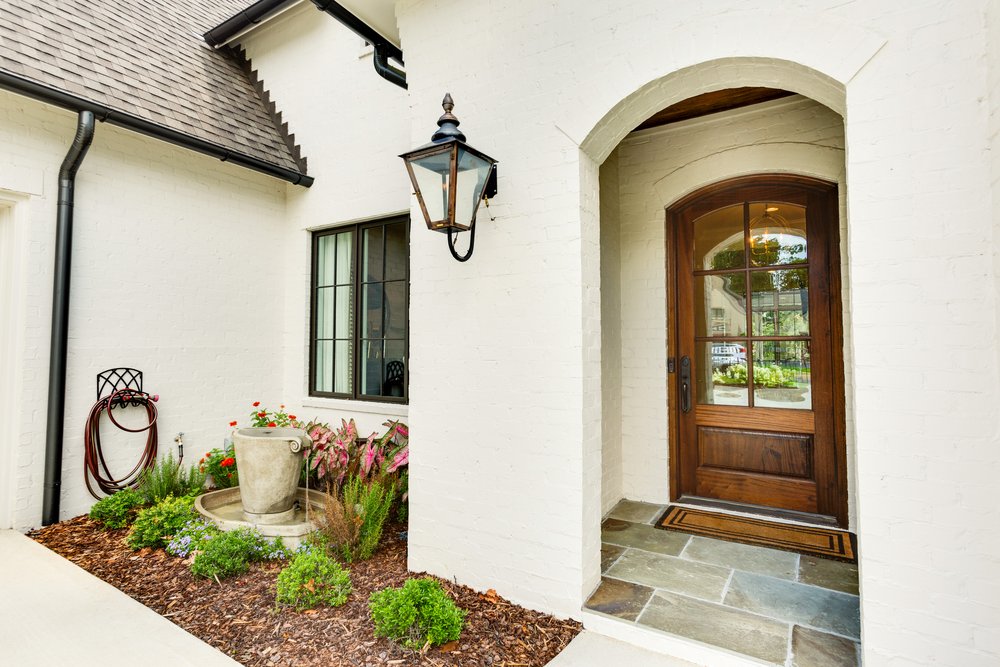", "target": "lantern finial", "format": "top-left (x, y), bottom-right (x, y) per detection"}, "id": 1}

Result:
top-left (432, 92), bottom-right (466, 142)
